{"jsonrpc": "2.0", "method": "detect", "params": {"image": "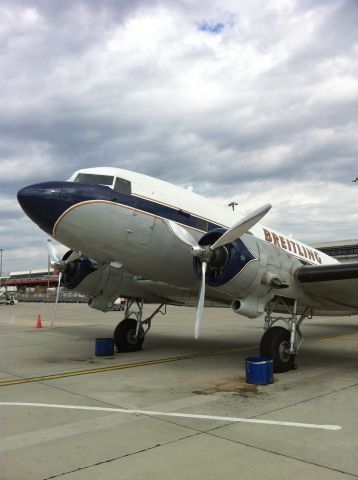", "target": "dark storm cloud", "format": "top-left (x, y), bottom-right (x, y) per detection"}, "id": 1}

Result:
top-left (1, 0), bottom-right (358, 272)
